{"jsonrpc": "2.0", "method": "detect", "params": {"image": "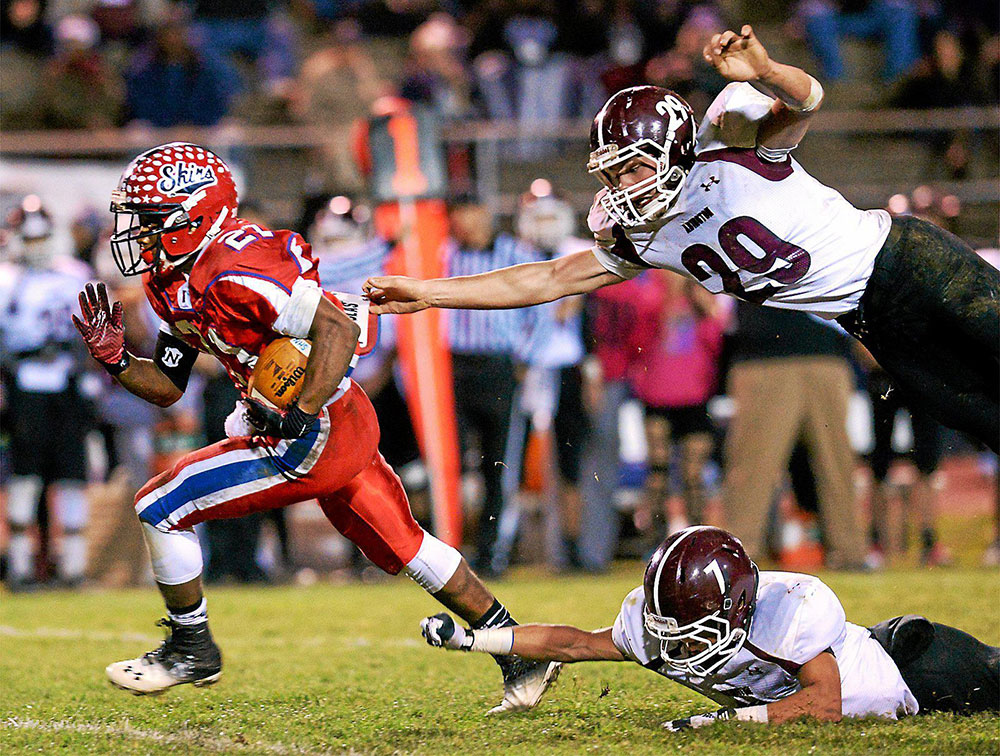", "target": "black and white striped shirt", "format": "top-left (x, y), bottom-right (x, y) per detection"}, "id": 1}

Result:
top-left (445, 234), bottom-right (540, 356)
